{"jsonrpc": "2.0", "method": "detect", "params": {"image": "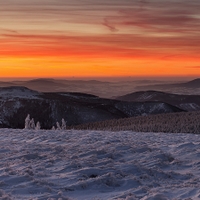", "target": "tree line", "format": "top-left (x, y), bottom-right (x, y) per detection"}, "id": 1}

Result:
top-left (71, 111), bottom-right (200, 134)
